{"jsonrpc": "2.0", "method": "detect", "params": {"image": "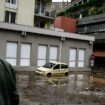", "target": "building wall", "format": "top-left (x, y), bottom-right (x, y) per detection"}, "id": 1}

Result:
top-left (61, 39), bottom-right (92, 69)
top-left (16, 0), bottom-right (35, 26)
top-left (0, 29), bottom-right (92, 71)
top-left (0, 0), bottom-right (5, 22)
top-left (54, 16), bottom-right (62, 29)
top-left (54, 16), bottom-right (77, 33)
top-left (0, 0), bottom-right (53, 28)
top-left (0, 0), bottom-right (35, 26)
